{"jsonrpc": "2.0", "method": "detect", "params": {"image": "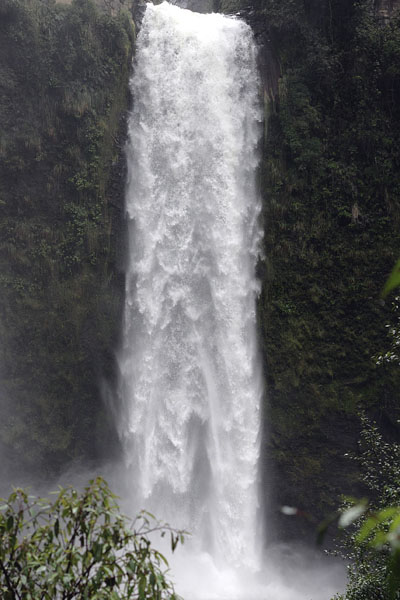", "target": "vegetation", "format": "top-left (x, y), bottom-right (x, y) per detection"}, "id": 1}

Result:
top-left (334, 416), bottom-right (400, 600)
top-left (0, 477), bottom-right (183, 599)
top-left (0, 0), bottom-right (135, 478)
top-left (246, 0), bottom-right (400, 532)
